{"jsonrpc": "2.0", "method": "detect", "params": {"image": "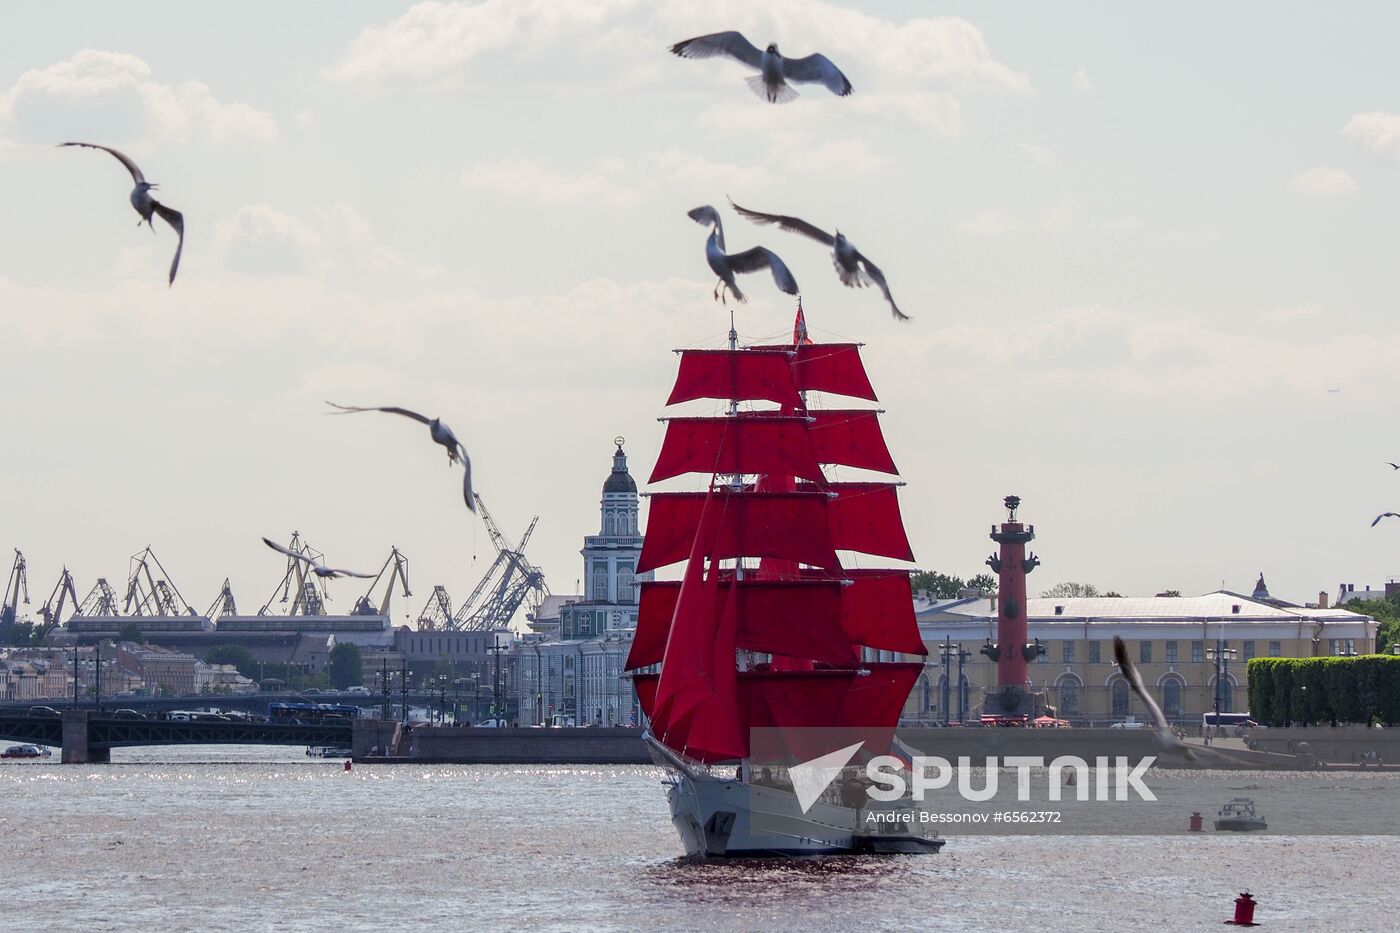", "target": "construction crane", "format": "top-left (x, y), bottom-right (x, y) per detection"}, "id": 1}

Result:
top-left (206, 578), bottom-right (238, 620)
top-left (75, 578), bottom-right (121, 617)
top-left (416, 585), bottom-right (454, 630)
top-left (258, 532), bottom-right (327, 616)
top-left (447, 495), bottom-right (549, 632)
top-left (2, 549), bottom-right (28, 629)
top-left (123, 546), bottom-right (197, 616)
top-left (353, 547), bottom-right (411, 616)
top-left (38, 568), bottom-right (78, 628)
